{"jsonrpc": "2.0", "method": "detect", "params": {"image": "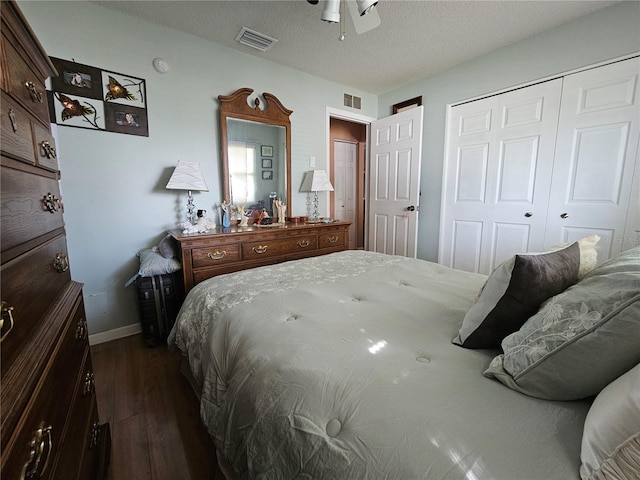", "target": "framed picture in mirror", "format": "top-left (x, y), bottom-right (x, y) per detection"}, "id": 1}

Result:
top-left (262, 170), bottom-right (273, 180)
top-left (262, 158), bottom-right (272, 168)
top-left (261, 145), bottom-right (273, 157)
